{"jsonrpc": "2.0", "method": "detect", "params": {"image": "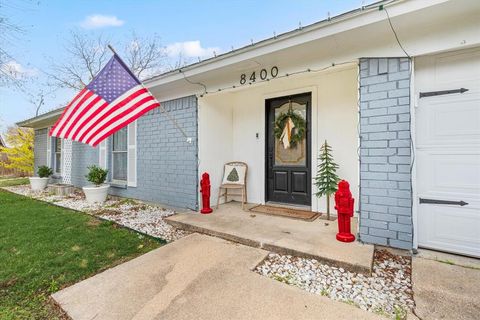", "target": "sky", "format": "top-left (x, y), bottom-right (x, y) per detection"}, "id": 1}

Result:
top-left (0, 0), bottom-right (374, 132)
